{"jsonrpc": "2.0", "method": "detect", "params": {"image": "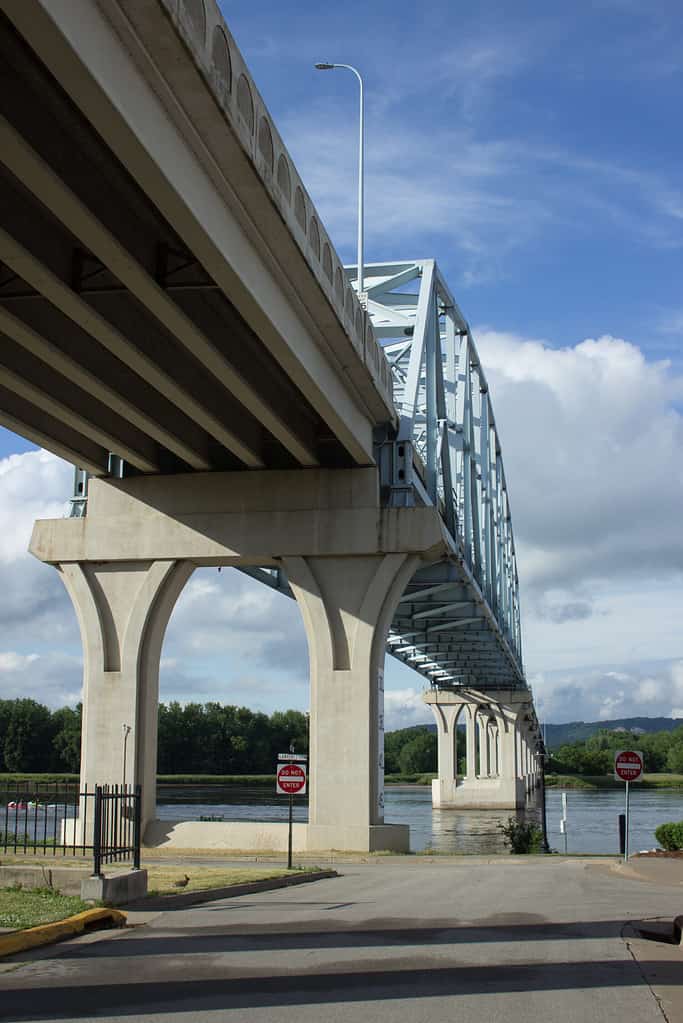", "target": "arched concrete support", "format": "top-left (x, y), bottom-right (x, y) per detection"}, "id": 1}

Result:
top-left (477, 714), bottom-right (491, 777)
top-left (425, 688), bottom-right (528, 809)
top-left (59, 559), bottom-right (194, 832)
top-left (285, 552), bottom-right (418, 852)
top-left (428, 699), bottom-right (463, 807)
